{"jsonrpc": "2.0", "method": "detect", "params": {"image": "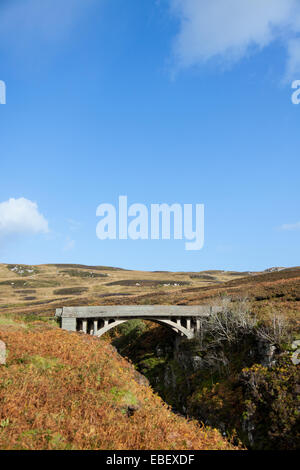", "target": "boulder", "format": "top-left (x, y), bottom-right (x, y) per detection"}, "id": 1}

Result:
top-left (0, 340), bottom-right (6, 365)
top-left (291, 340), bottom-right (300, 365)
